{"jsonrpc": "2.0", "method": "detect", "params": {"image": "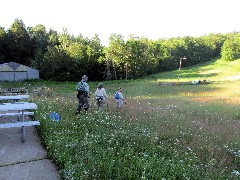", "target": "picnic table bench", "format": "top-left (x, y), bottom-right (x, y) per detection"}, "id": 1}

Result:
top-left (0, 111), bottom-right (35, 117)
top-left (0, 101), bottom-right (39, 143)
top-left (0, 95), bottom-right (29, 102)
top-left (0, 87), bottom-right (28, 95)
